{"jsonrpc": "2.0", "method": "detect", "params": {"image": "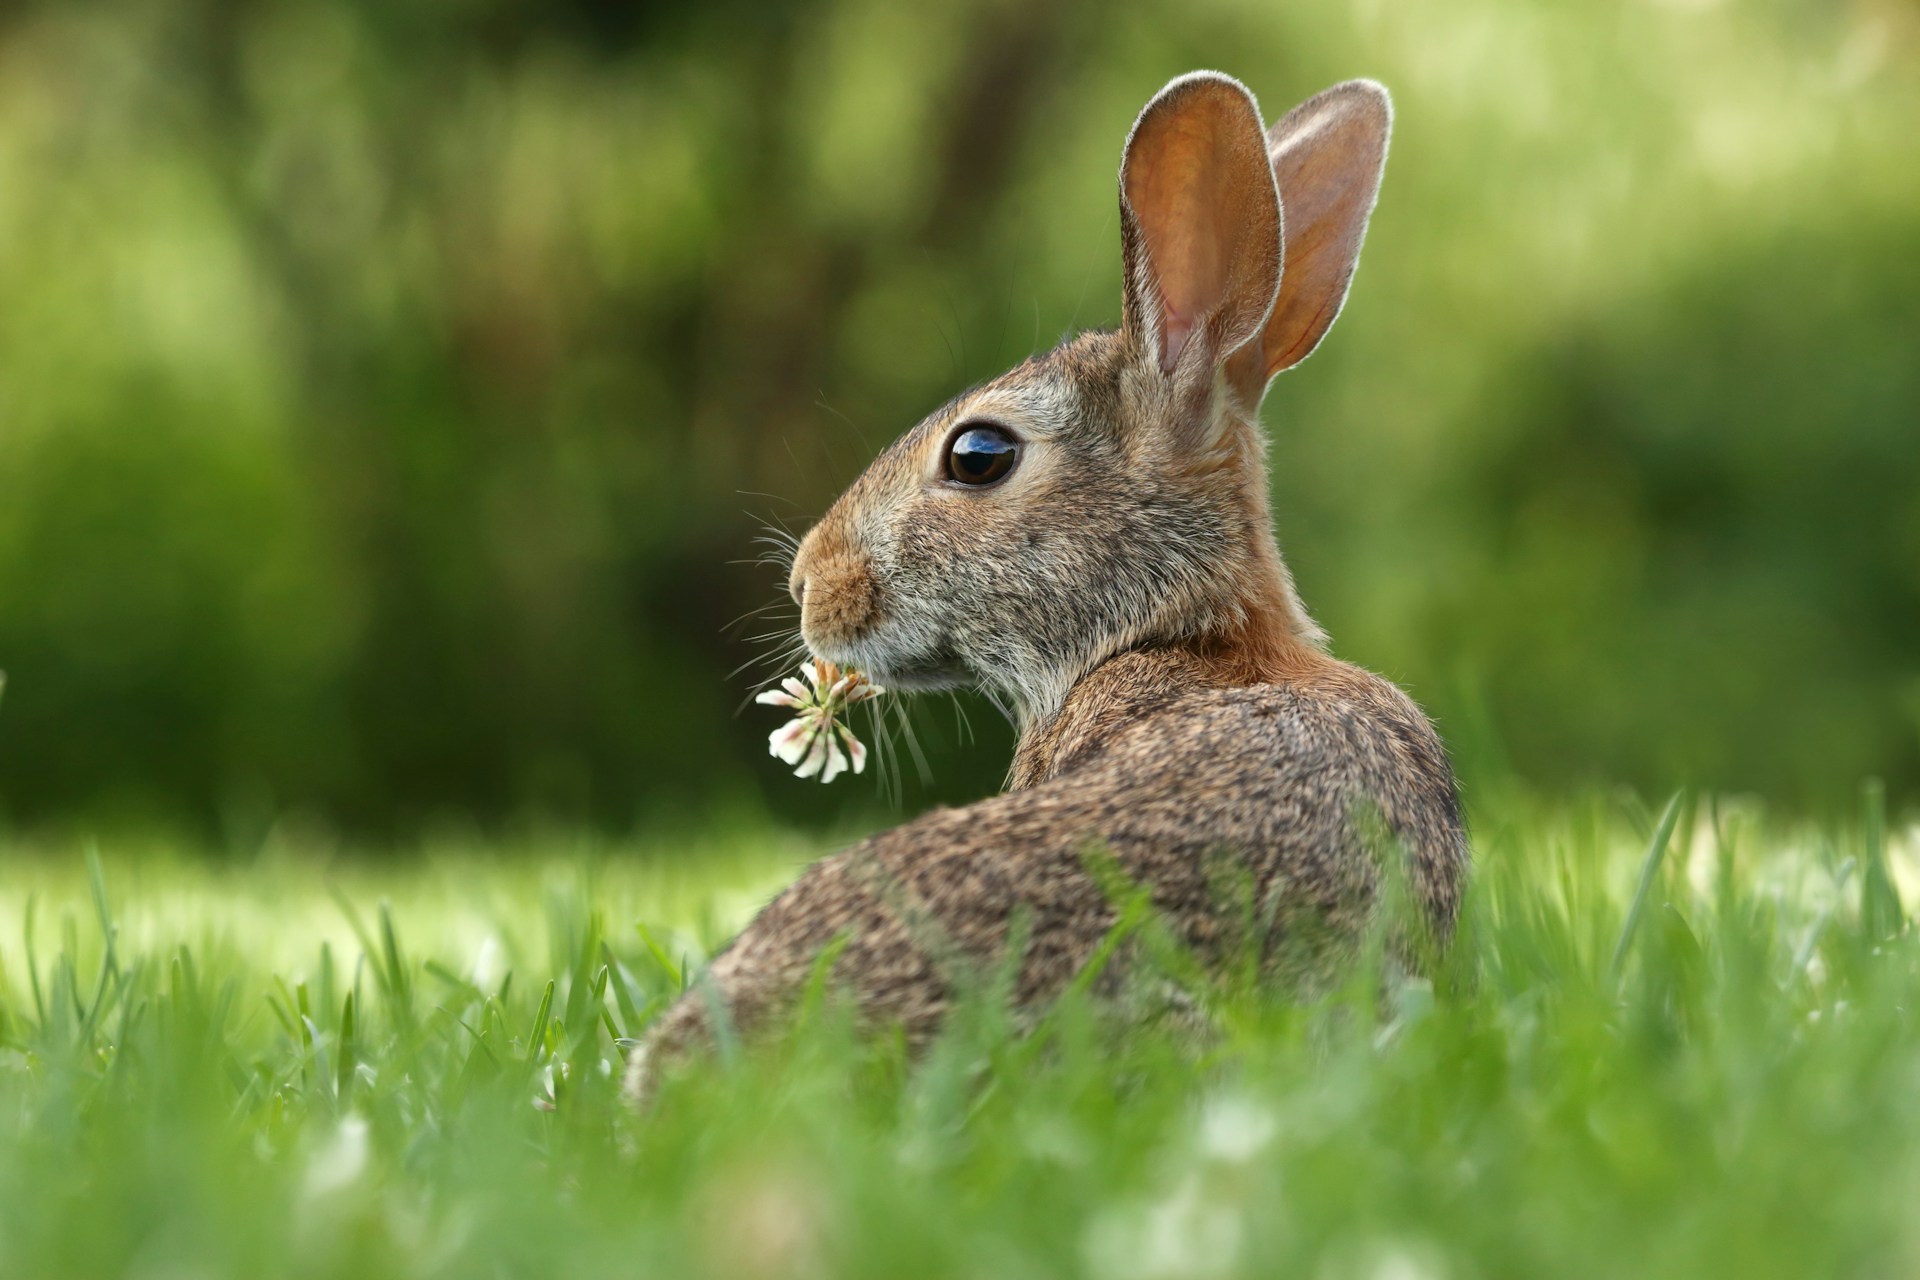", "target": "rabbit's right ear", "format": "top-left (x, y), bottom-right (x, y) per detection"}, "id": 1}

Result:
top-left (1119, 73), bottom-right (1283, 397)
